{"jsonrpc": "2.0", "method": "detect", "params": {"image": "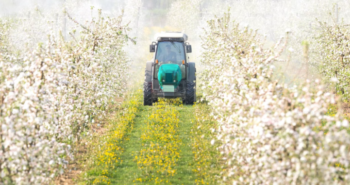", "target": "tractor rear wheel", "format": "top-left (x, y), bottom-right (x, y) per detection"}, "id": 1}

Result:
top-left (144, 62), bottom-right (153, 106)
top-left (143, 81), bottom-right (152, 106)
top-left (184, 81), bottom-right (195, 105)
top-left (153, 97), bottom-right (158, 103)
